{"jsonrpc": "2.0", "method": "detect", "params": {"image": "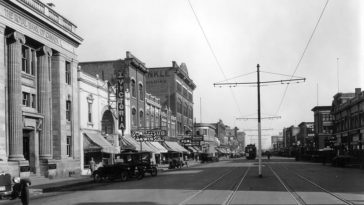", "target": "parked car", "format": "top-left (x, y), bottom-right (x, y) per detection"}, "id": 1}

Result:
top-left (0, 171), bottom-right (31, 204)
top-left (92, 151), bottom-right (158, 182)
top-left (119, 151), bottom-right (158, 177)
top-left (331, 155), bottom-right (360, 167)
top-left (200, 153), bottom-right (219, 163)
